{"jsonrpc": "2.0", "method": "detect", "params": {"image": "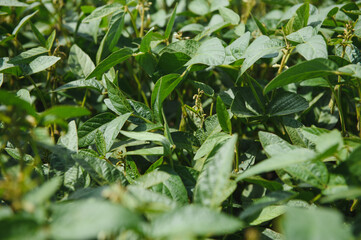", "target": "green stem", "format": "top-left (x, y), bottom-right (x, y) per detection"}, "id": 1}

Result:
top-left (139, 2), bottom-right (145, 37)
top-left (125, 6), bottom-right (139, 37)
top-left (331, 79), bottom-right (346, 135)
top-left (81, 89), bottom-right (89, 108)
top-left (26, 76), bottom-right (48, 110)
